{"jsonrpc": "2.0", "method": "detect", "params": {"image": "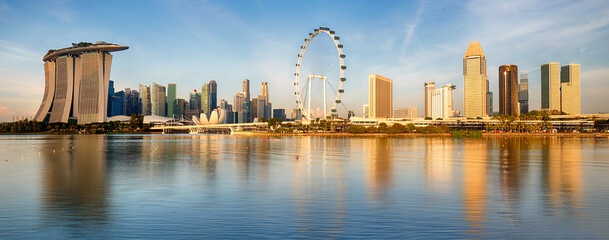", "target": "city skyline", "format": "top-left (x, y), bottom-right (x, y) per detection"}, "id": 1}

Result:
top-left (1, 0), bottom-right (609, 122)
